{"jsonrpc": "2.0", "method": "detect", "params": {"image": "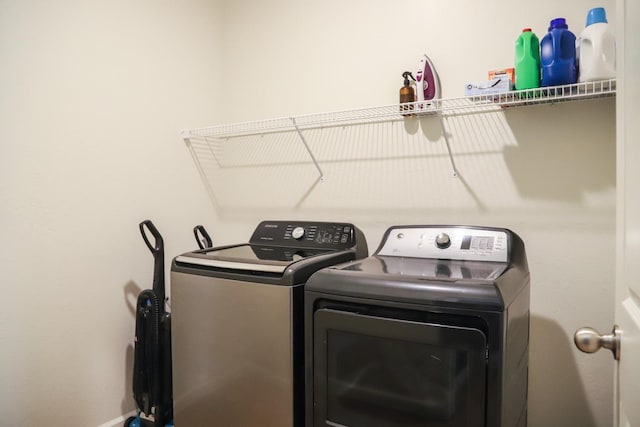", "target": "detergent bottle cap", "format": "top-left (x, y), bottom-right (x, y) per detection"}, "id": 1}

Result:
top-left (586, 7), bottom-right (608, 26)
top-left (549, 17), bottom-right (568, 31)
top-left (522, 28), bottom-right (532, 33)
